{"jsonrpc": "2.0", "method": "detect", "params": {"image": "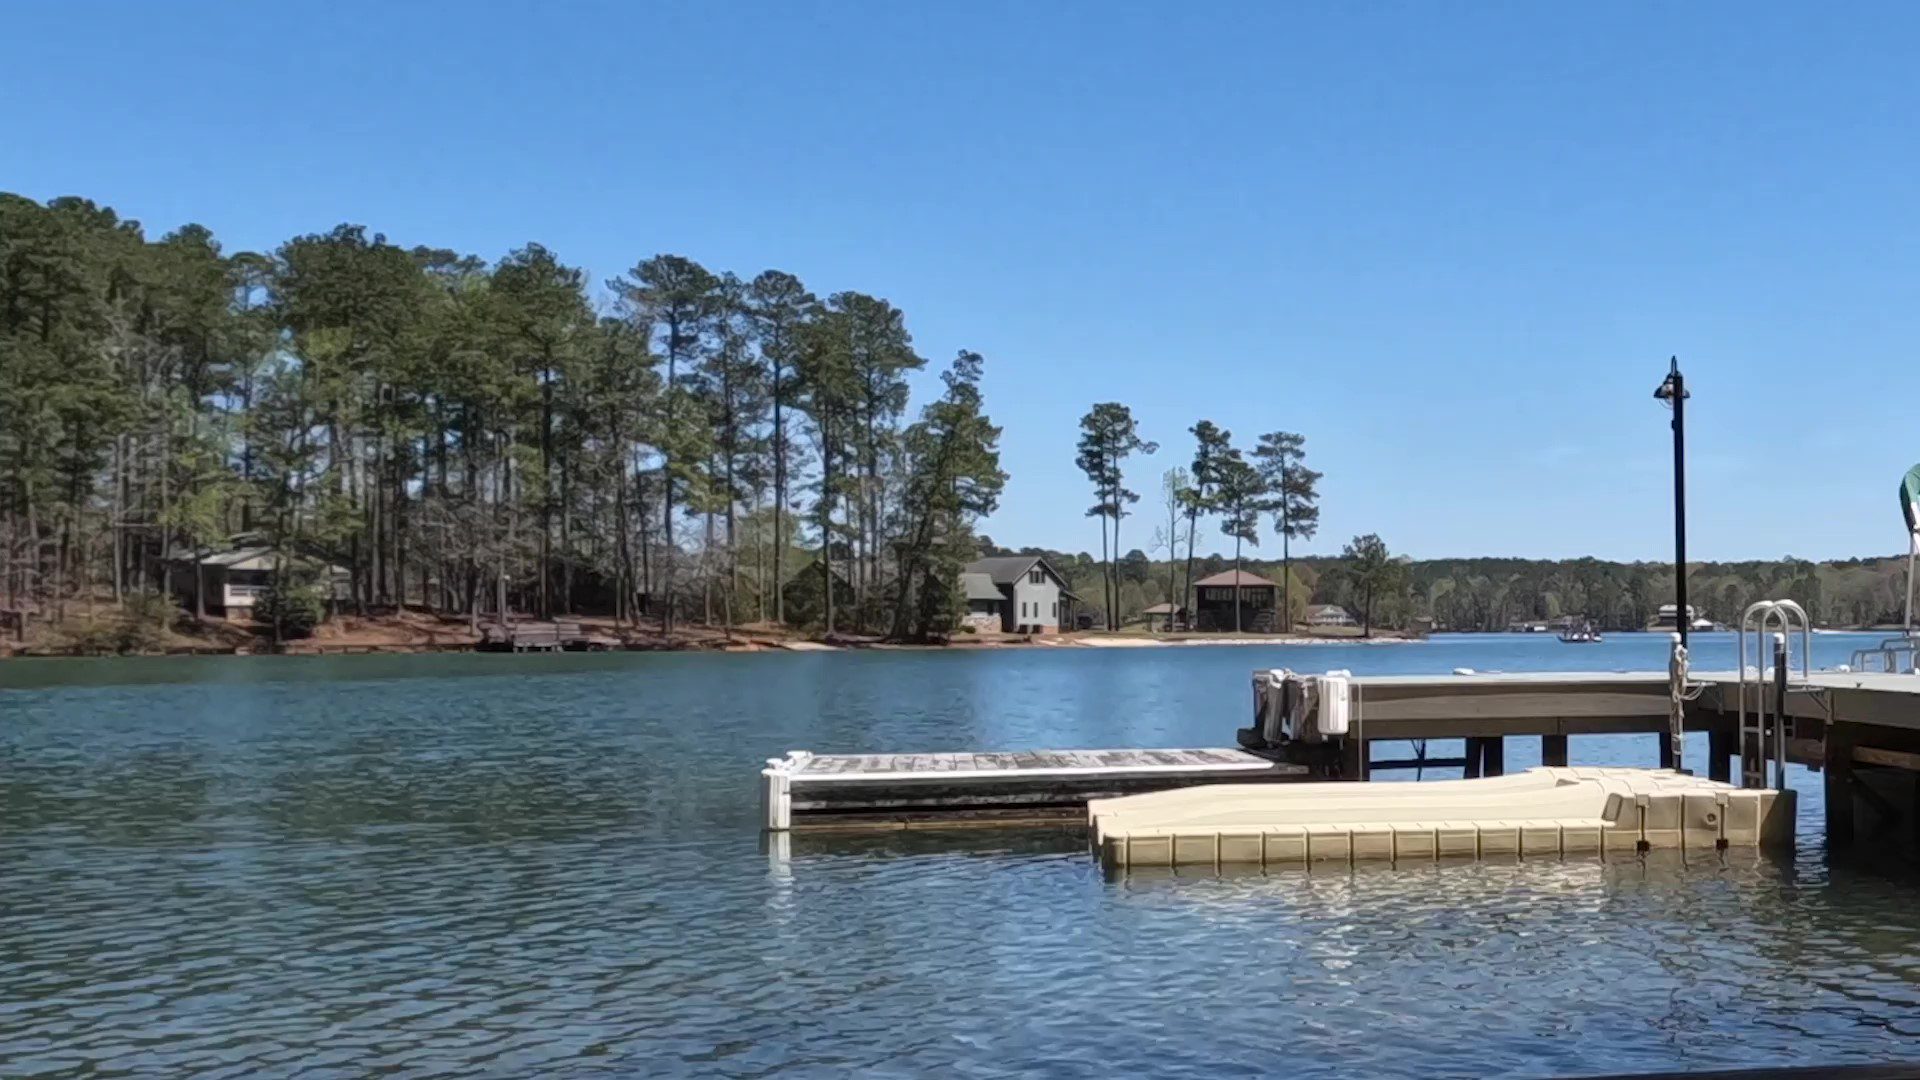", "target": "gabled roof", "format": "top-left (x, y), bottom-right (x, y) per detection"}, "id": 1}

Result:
top-left (1194, 569), bottom-right (1279, 588)
top-left (203, 546), bottom-right (278, 570)
top-left (167, 543), bottom-right (347, 575)
top-left (964, 555), bottom-right (1067, 588)
top-left (960, 572), bottom-right (1003, 602)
